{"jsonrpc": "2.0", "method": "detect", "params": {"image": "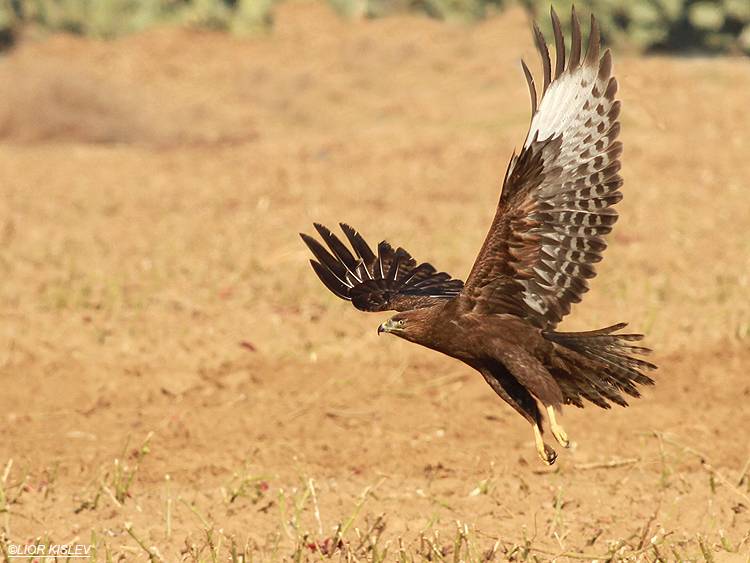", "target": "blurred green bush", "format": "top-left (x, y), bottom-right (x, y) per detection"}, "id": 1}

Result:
top-left (522, 0), bottom-right (750, 54)
top-left (1, 0), bottom-right (749, 54)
